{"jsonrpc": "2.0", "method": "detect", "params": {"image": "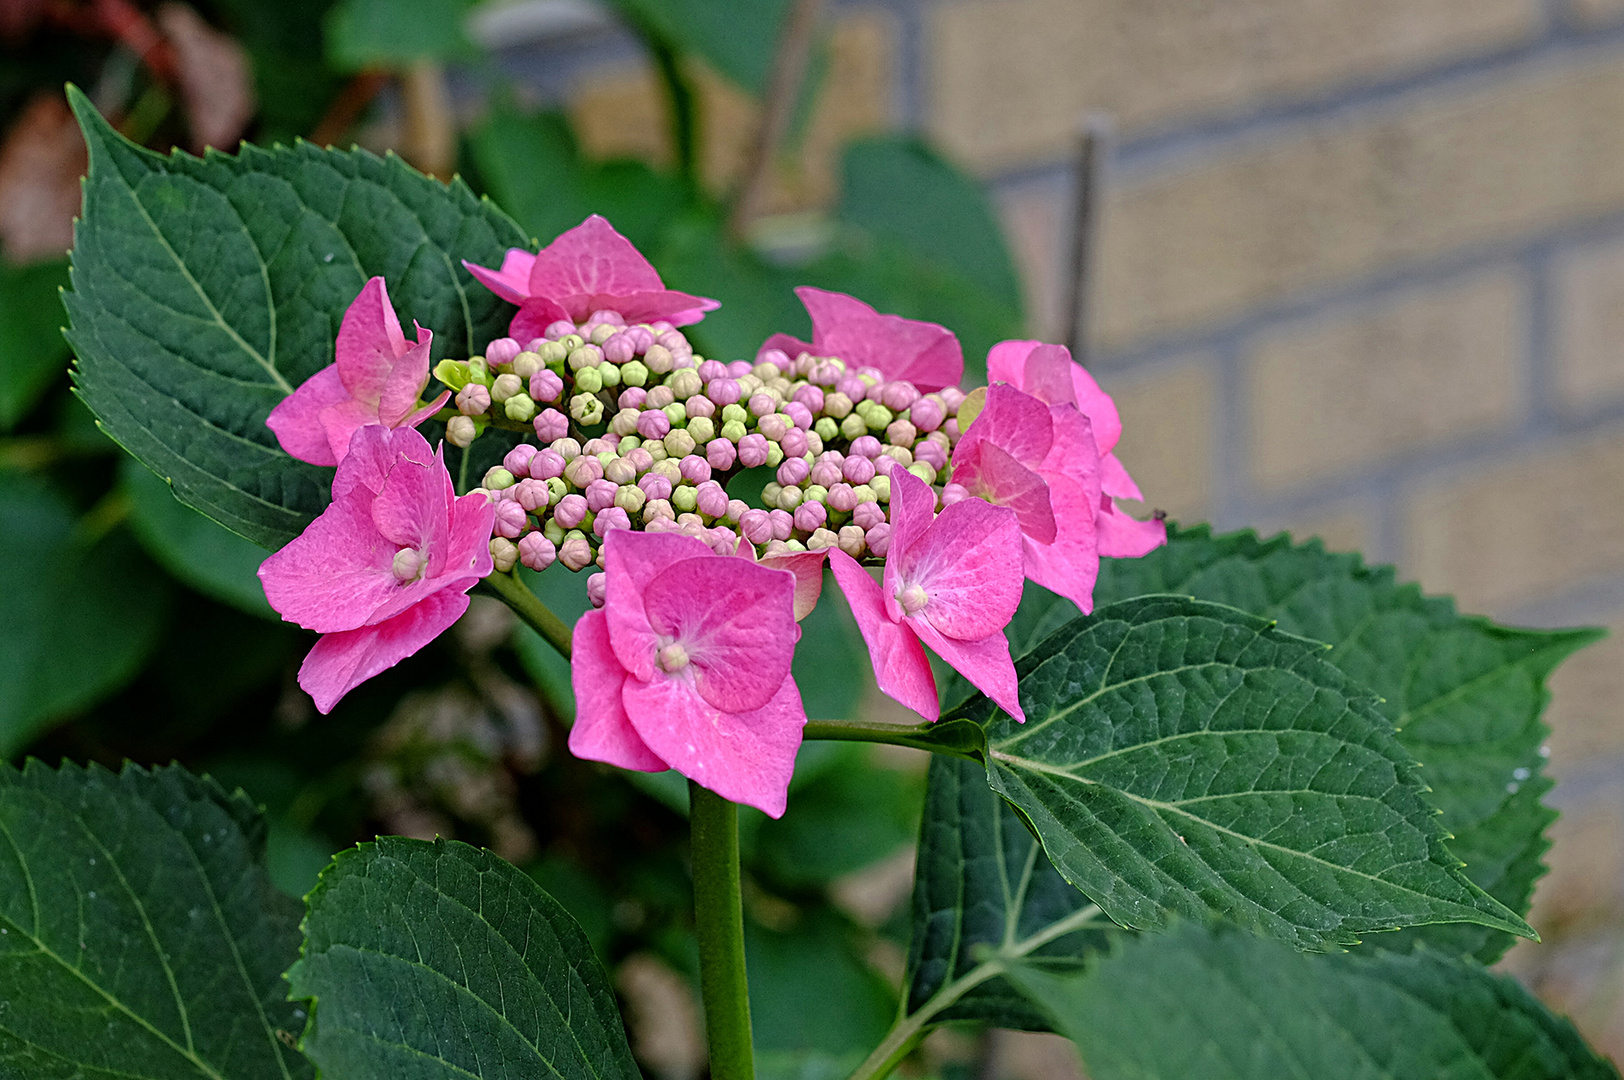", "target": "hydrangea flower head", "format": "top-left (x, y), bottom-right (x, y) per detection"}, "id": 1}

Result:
top-left (267, 277), bottom-right (449, 467)
top-left (829, 469), bottom-right (1025, 723)
top-left (569, 530), bottom-right (807, 817)
top-left (258, 425), bottom-right (495, 713)
top-left (464, 215), bottom-right (720, 341)
top-left (760, 287), bottom-right (963, 392)
top-left (987, 339), bottom-right (1165, 557)
top-left (951, 384), bottom-right (1104, 612)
